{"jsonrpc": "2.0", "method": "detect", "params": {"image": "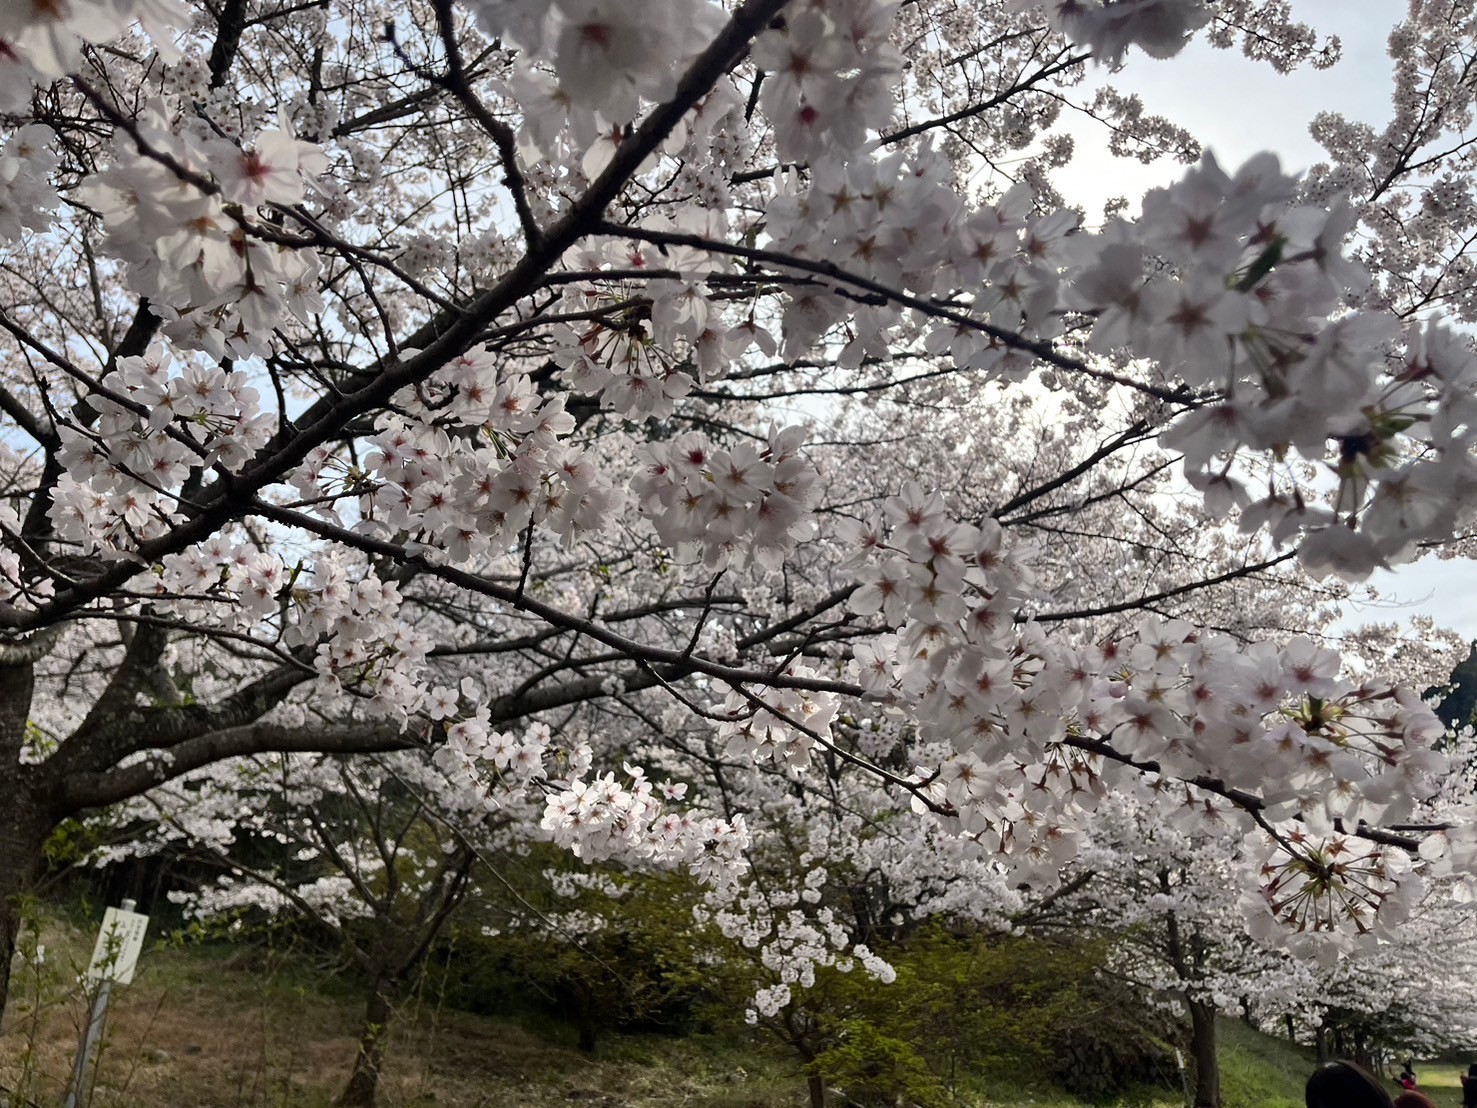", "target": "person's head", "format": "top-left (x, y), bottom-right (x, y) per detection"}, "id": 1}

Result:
top-left (1395, 1093), bottom-right (1437, 1108)
top-left (1306, 1061), bottom-right (1395, 1108)
top-left (1469, 1061), bottom-right (1477, 1080)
